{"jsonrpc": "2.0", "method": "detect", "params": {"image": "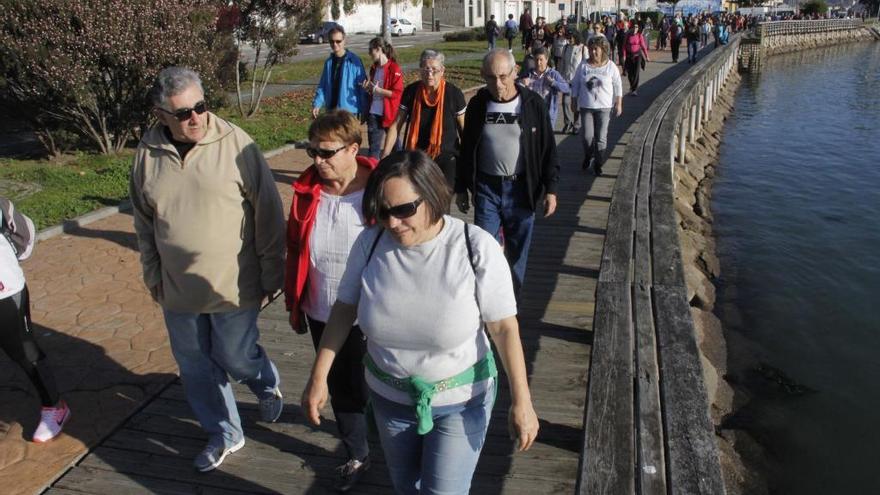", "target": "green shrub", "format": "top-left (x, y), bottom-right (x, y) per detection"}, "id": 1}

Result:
top-left (443, 28), bottom-right (487, 42)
